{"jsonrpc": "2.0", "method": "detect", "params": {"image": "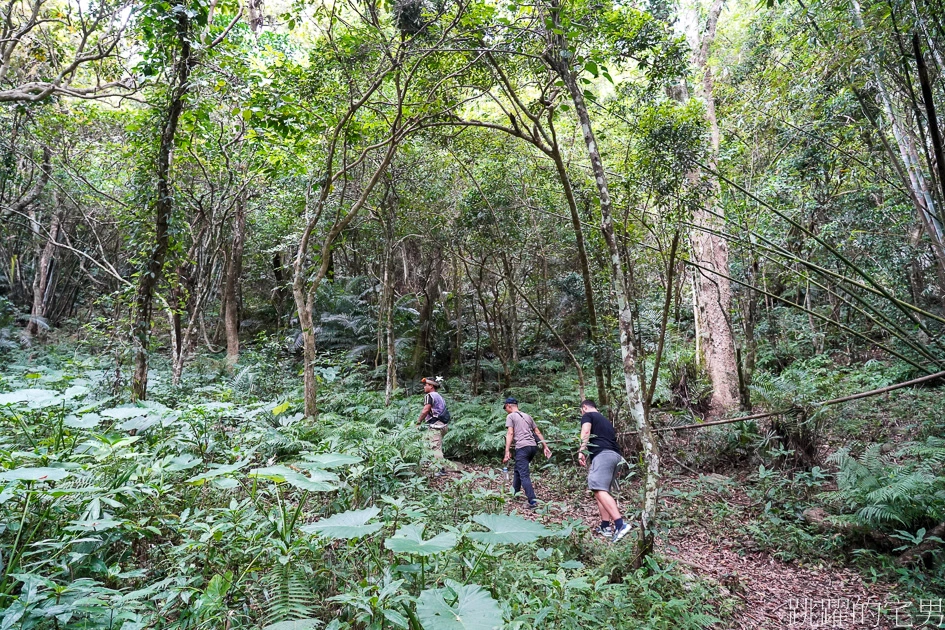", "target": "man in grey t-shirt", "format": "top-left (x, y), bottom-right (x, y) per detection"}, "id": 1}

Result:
top-left (502, 398), bottom-right (552, 508)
